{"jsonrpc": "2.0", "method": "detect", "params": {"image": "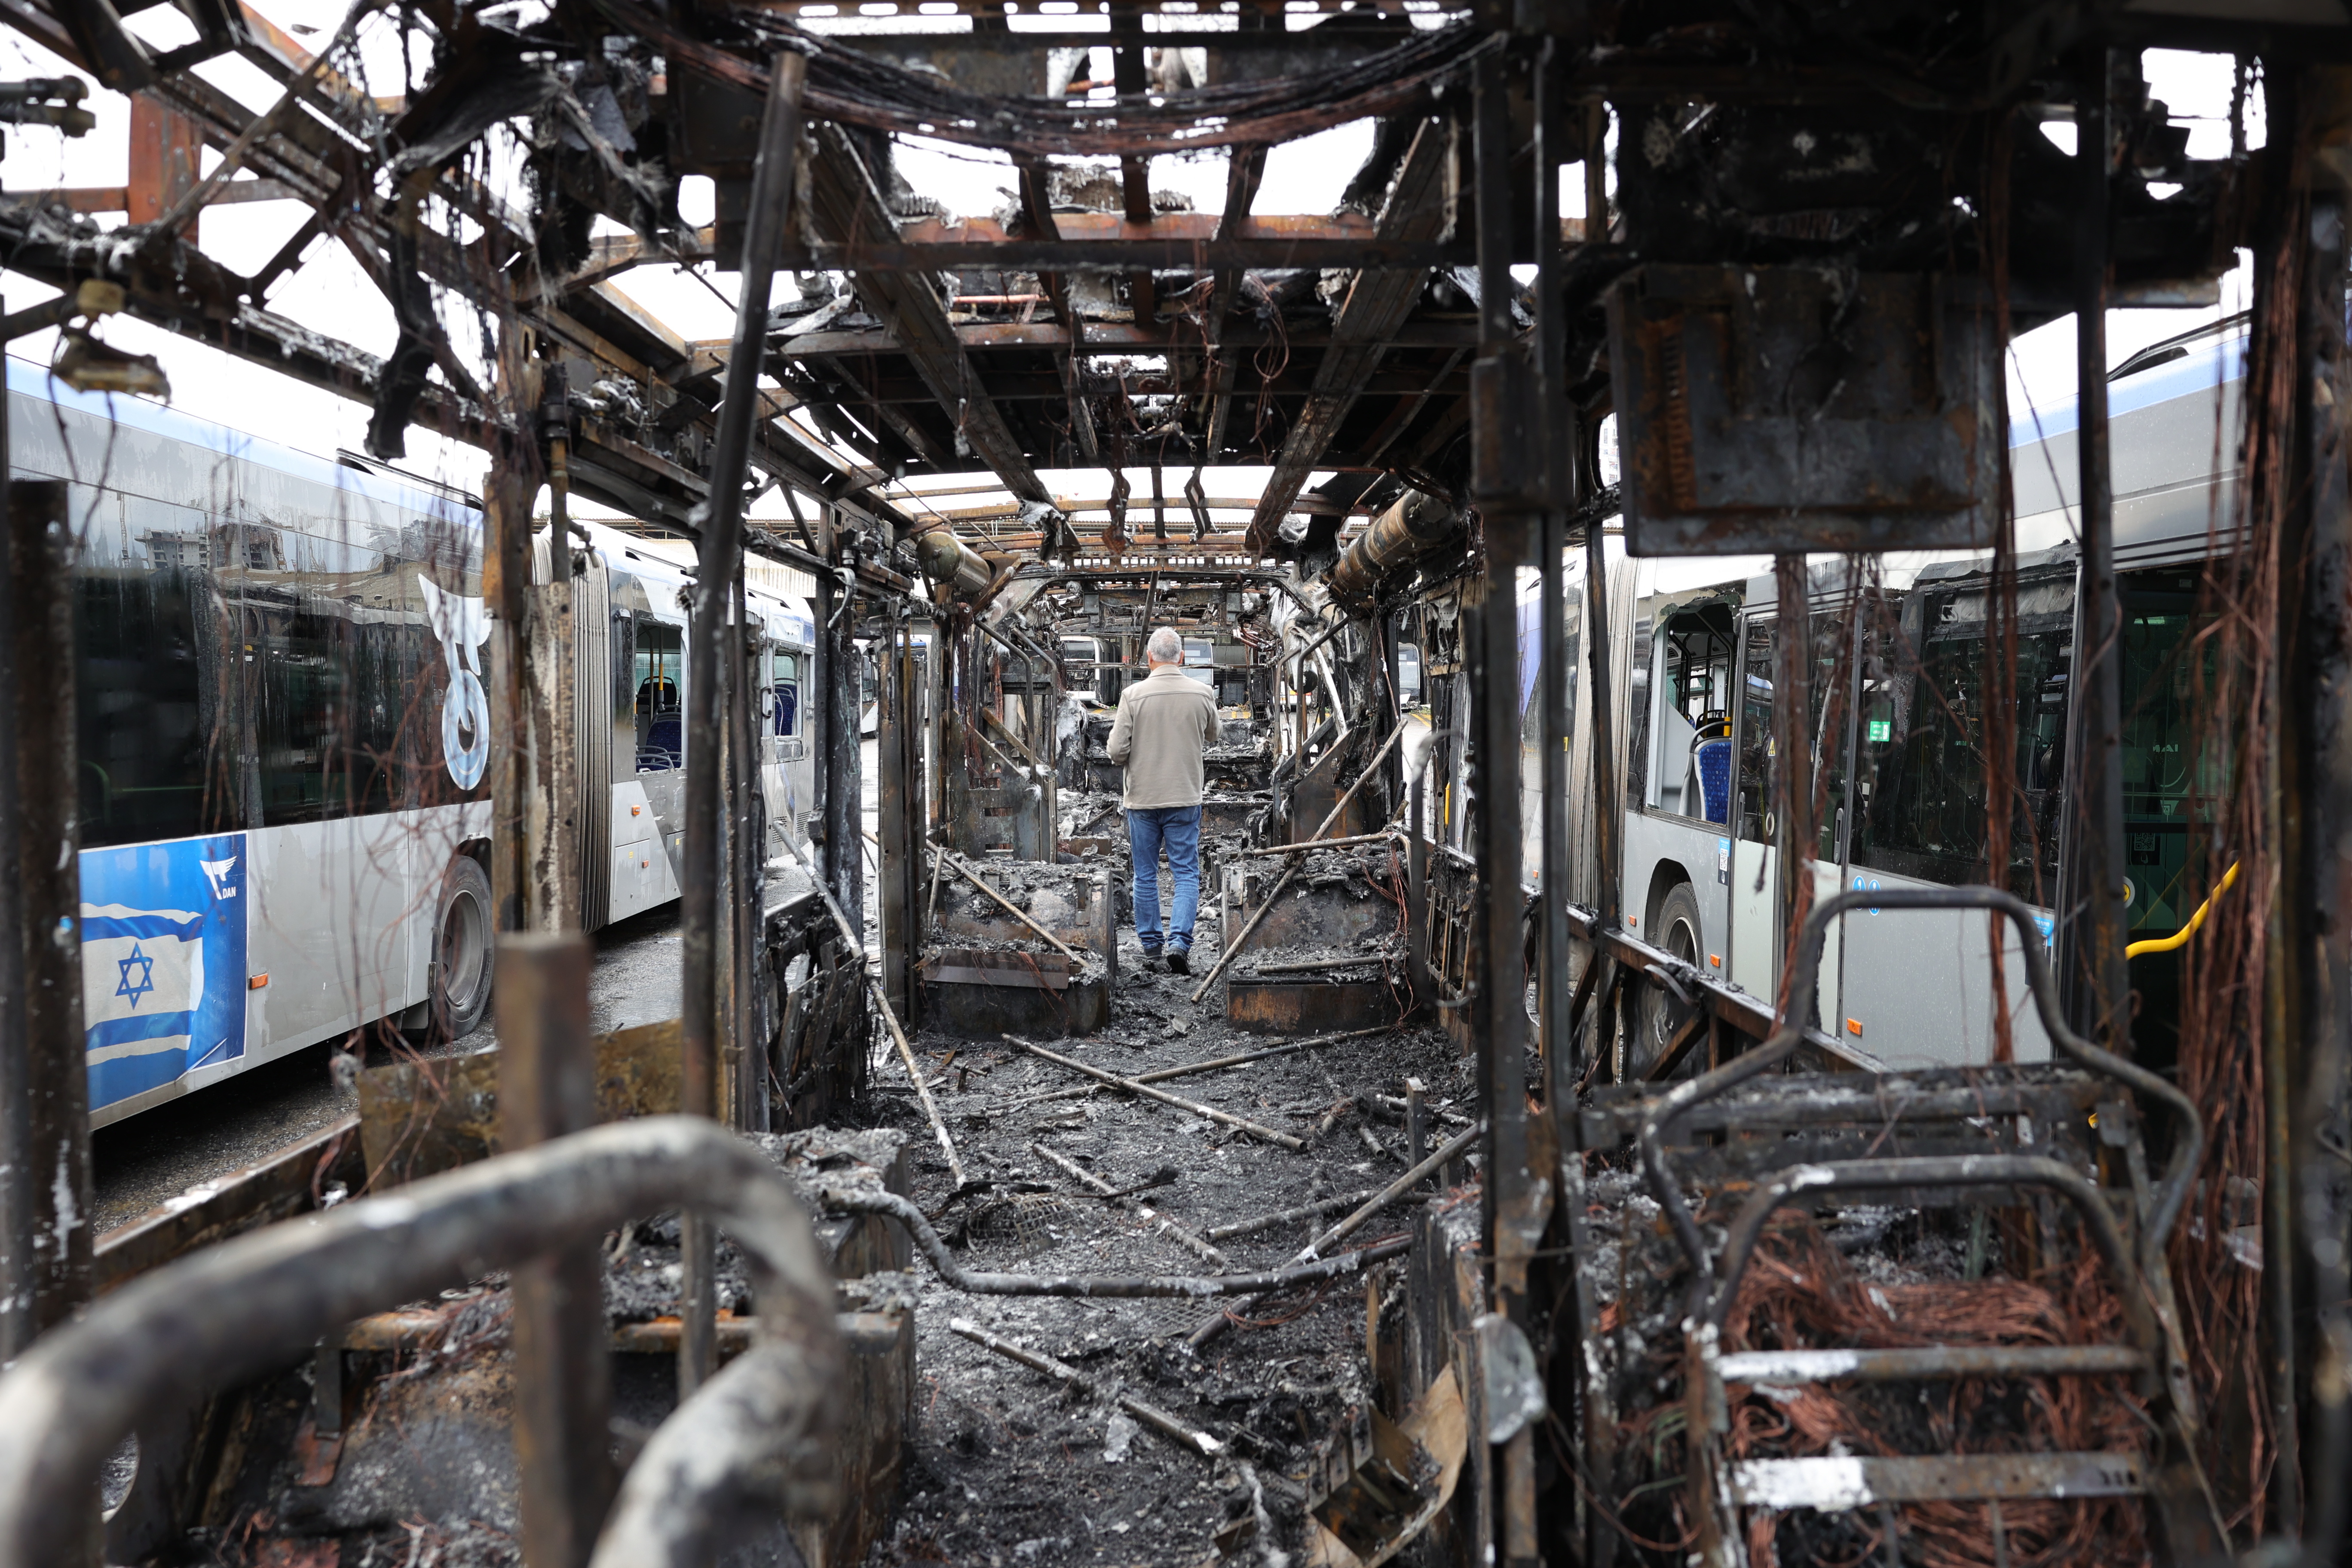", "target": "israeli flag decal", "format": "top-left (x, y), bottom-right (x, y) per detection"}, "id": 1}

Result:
top-left (80, 835), bottom-right (250, 1112)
